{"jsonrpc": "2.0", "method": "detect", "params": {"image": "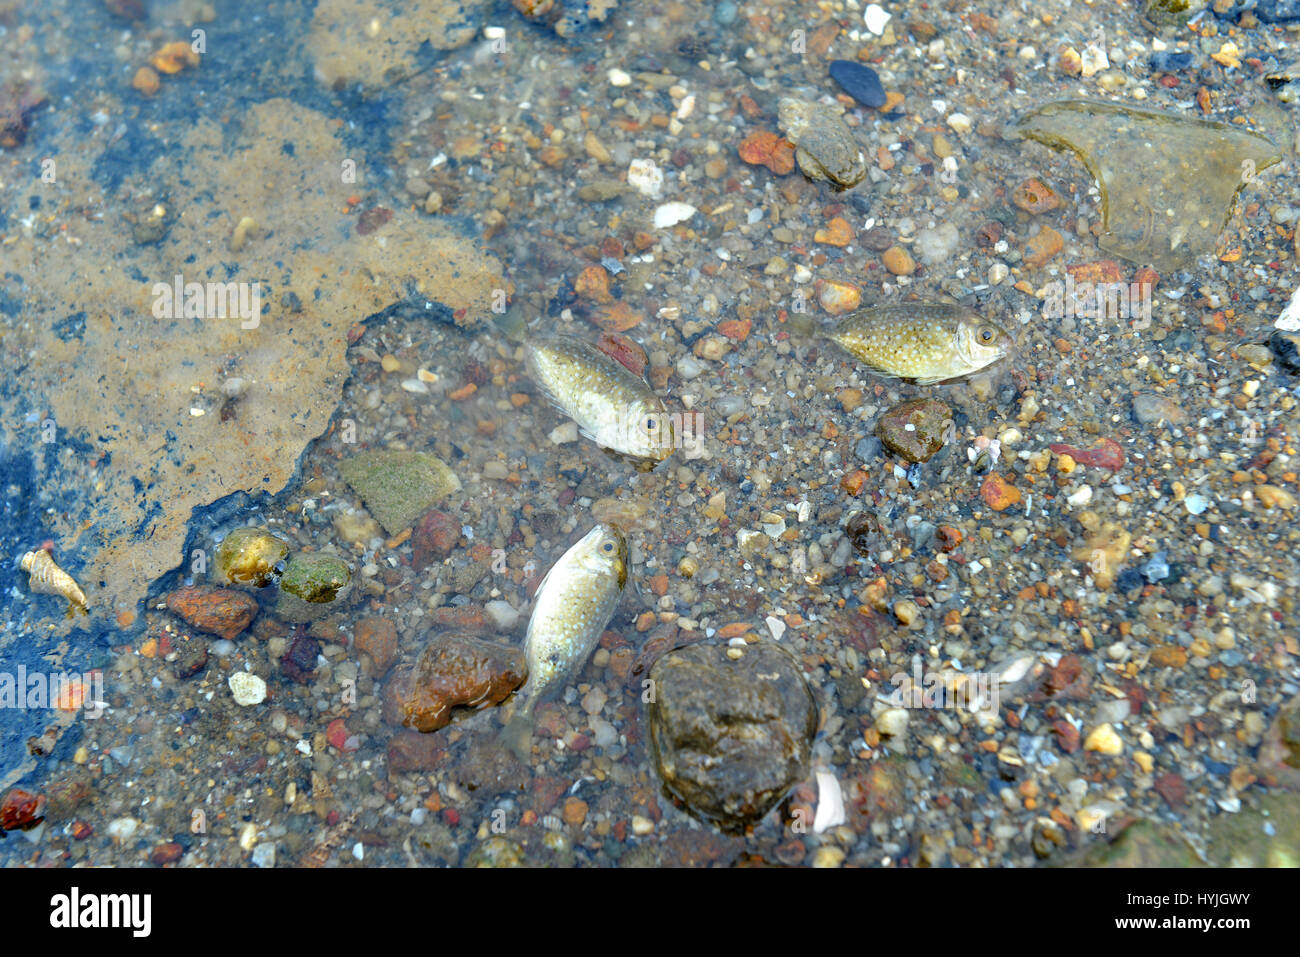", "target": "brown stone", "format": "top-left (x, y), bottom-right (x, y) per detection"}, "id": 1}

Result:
top-left (382, 633), bottom-right (526, 732)
top-left (412, 509), bottom-right (459, 570)
top-left (0, 789), bottom-right (45, 830)
top-left (876, 398), bottom-right (952, 463)
top-left (386, 730), bottom-right (444, 772)
top-left (150, 842), bottom-right (183, 865)
top-left (881, 245), bottom-right (916, 276)
top-left (355, 617), bottom-right (399, 673)
top-left (1023, 225), bottom-right (1065, 267)
top-left (164, 585), bottom-right (258, 641)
